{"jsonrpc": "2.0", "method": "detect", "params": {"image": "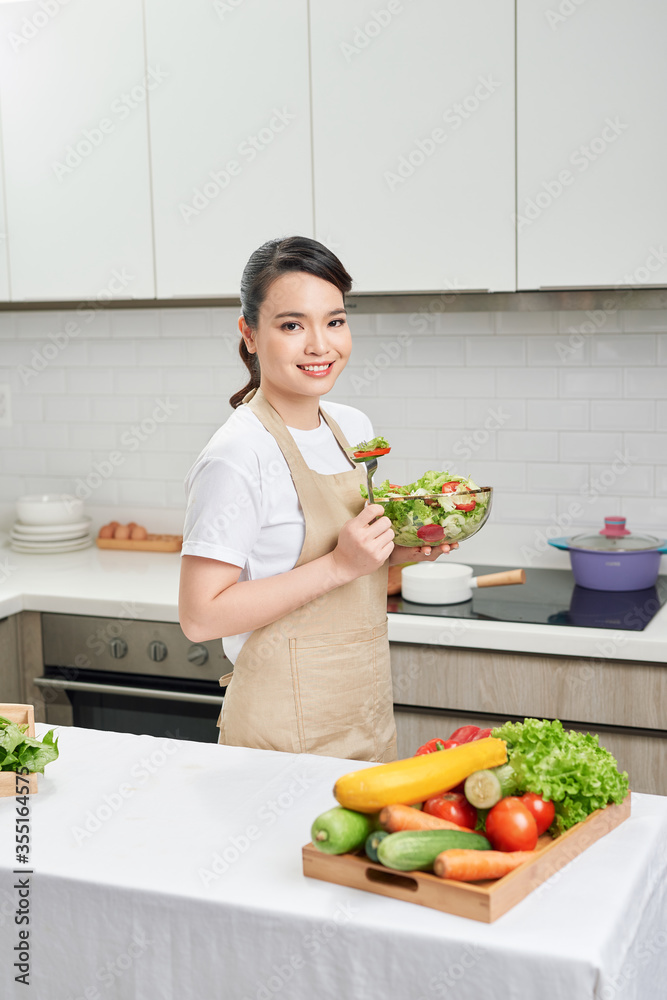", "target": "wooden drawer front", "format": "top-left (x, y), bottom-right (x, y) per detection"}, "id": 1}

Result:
top-left (391, 643), bottom-right (667, 731)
